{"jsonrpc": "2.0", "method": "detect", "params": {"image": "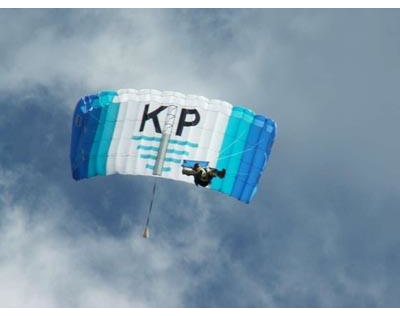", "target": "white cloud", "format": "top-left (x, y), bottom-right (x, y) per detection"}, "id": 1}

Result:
top-left (0, 164), bottom-right (284, 307)
top-left (0, 167), bottom-right (217, 307)
top-left (0, 9), bottom-right (283, 113)
top-left (0, 10), bottom-right (207, 106)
